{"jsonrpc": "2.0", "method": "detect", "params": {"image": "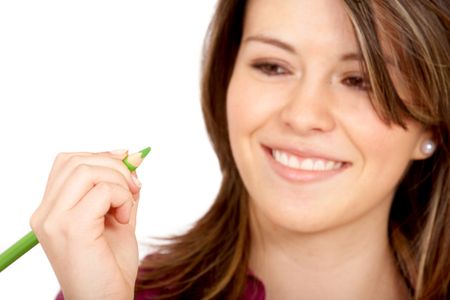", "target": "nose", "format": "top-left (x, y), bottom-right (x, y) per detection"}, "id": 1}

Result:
top-left (280, 81), bottom-right (336, 135)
